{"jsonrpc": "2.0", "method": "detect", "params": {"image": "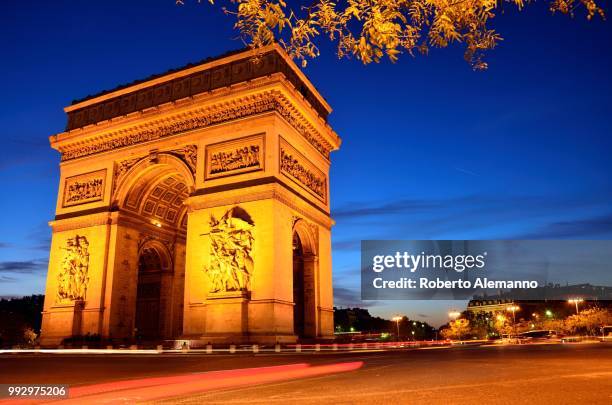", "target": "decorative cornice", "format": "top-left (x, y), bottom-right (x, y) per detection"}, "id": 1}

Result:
top-left (50, 212), bottom-right (117, 233)
top-left (58, 92), bottom-right (332, 162)
top-left (65, 47), bottom-right (330, 128)
top-left (186, 182), bottom-right (333, 230)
